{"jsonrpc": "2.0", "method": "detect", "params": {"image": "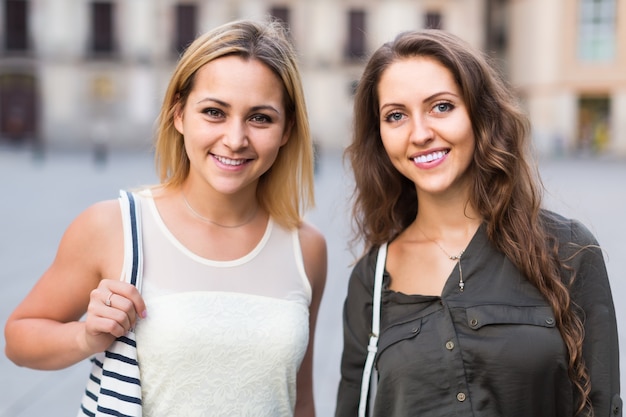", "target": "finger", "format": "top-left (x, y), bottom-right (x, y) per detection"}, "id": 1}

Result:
top-left (103, 293), bottom-right (139, 328)
top-left (97, 279), bottom-right (147, 320)
top-left (86, 314), bottom-right (129, 341)
top-left (88, 297), bottom-right (134, 333)
top-left (90, 287), bottom-right (132, 319)
top-left (104, 291), bottom-right (113, 307)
